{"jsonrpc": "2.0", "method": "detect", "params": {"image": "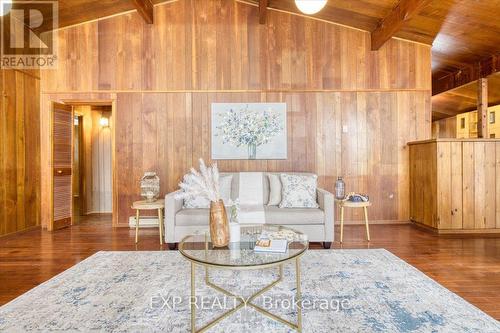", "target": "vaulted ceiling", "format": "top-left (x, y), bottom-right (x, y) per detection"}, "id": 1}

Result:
top-left (12, 0), bottom-right (500, 91)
